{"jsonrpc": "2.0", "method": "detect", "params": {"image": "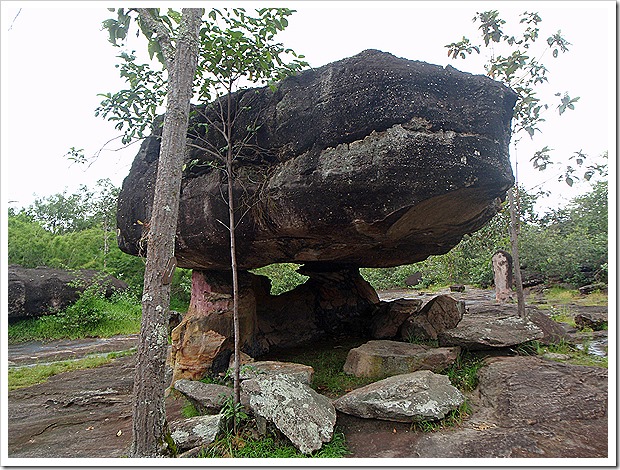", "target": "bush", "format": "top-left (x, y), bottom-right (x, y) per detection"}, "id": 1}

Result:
top-left (251, 263), bottom-right (308, 295)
